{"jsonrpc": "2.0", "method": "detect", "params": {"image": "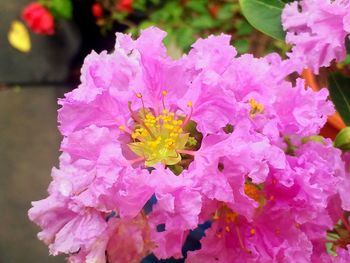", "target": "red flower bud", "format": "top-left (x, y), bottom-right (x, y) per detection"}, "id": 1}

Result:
top-left (92, 3), bottom-right (103, 18)
top-left (208, 4), bottom-right (220, 18)
top-left (22, 2), bottom-right (54, 35)
top-left (116, 0), bottom-right (133, 13)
